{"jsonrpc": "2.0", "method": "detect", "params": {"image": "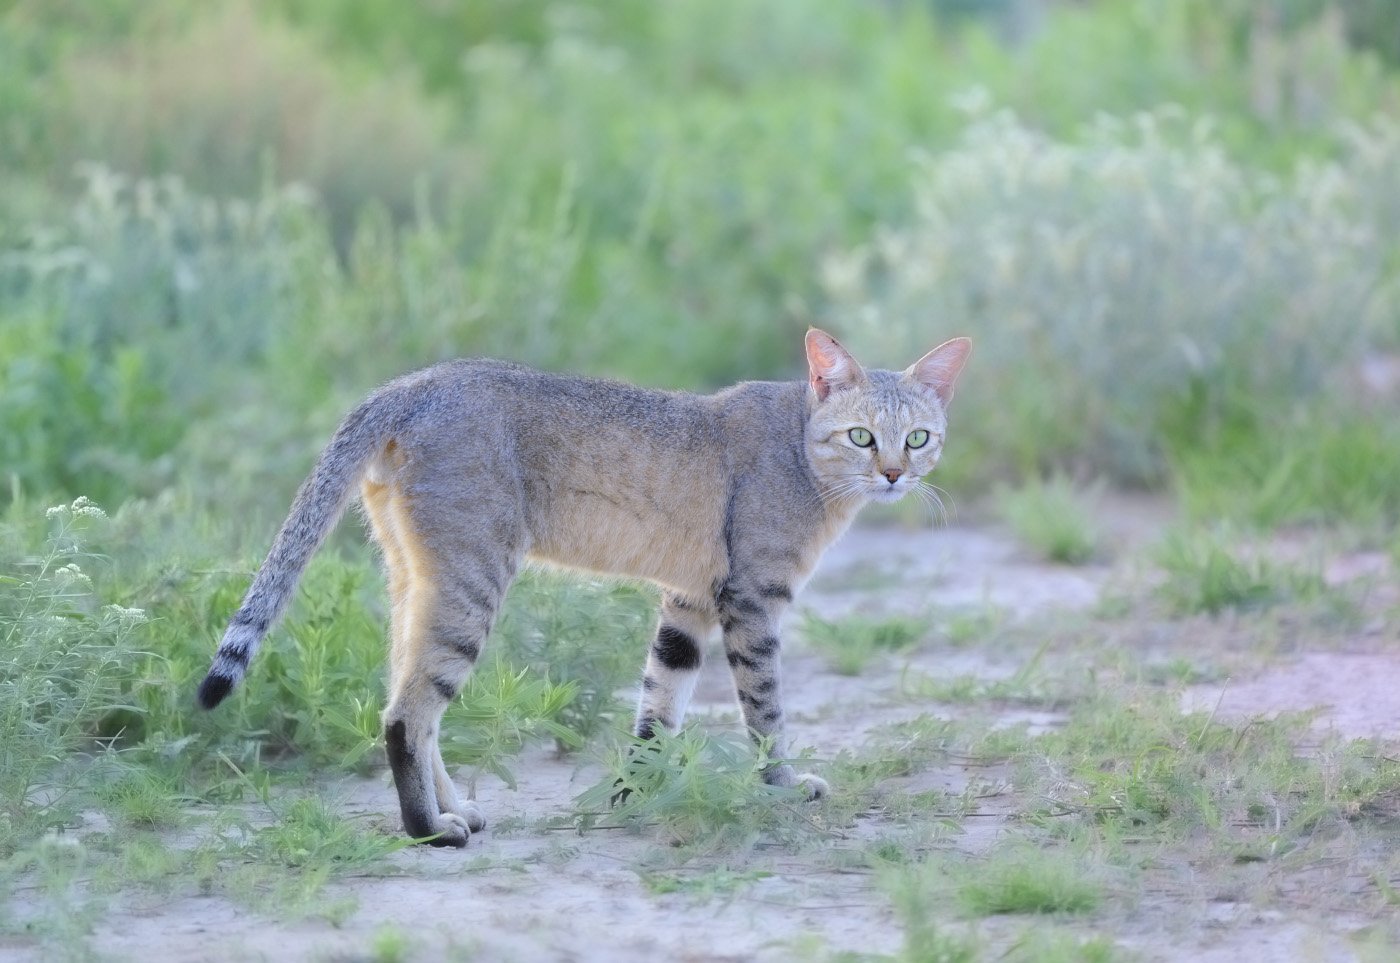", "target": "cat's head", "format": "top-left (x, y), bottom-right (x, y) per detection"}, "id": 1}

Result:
top-left (804, 328), bottom-right (971, 506)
